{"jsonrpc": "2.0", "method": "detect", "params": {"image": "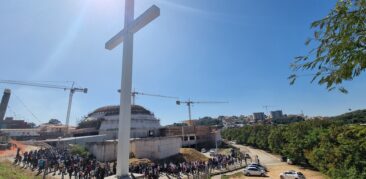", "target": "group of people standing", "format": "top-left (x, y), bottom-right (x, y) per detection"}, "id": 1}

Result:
top-left (13, 146), bottom-right (245, 179)
top-left (14, 147), bottom-right (116, 179)
top-left (129, 149), bottom-right (245, 179)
